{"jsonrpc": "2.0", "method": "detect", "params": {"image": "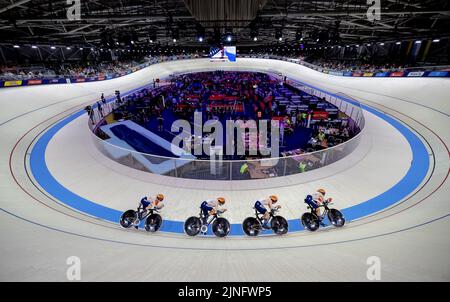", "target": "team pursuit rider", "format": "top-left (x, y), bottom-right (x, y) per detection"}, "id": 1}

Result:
top-left (304, 188), bottom-right (332, 227)
top-left (133, 194), bottom-right (165, 229)
top-left (254, 195), bottom-right (281, 228)
top-left (200, 197), bottom-right (227, 224)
